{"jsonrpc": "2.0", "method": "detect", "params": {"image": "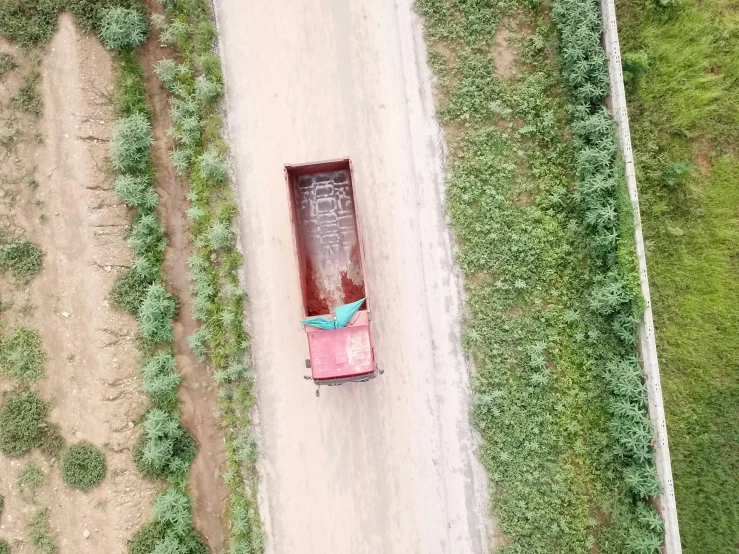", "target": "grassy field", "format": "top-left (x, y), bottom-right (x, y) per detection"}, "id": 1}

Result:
top-left (617, 1), bottom-right (739, 552)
